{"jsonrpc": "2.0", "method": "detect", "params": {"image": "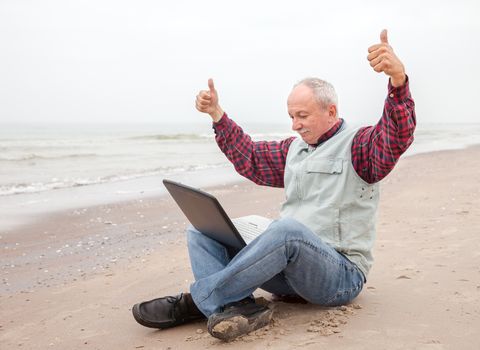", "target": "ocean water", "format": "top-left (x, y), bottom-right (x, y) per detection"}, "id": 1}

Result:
top-left (1, 121), bottom-right (480, 230)
top-left (0, 122), bottom-right (293, 196)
